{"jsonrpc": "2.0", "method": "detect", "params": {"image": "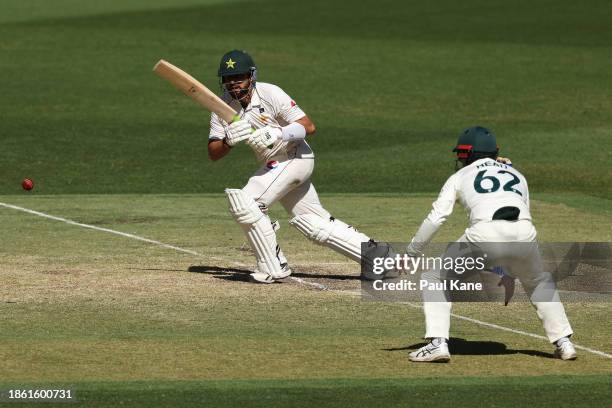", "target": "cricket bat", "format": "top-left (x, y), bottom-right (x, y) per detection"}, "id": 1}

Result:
top-left (153, 59), bottom-right (239, 123)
